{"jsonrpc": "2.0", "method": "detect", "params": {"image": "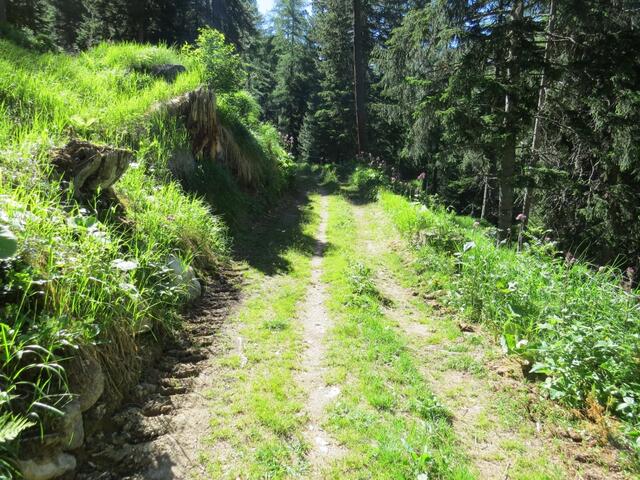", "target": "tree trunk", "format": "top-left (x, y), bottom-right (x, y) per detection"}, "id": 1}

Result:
top-left (0, 0), bottom-right (7, 23)
top-left (481, 174), bottom-right (489, 220)
top-left (52, 140), bottom-right (133, 198)
top-left (518, 0), bottom-right (556, 249)
top-left (497, 0), bottom-right (524, 242)
top-left (352, 0), bottom-right (367, 154)
top-left (211, 0), bottom-right (225, 33)
top-left (498, 126), bottom-right (516, 241)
